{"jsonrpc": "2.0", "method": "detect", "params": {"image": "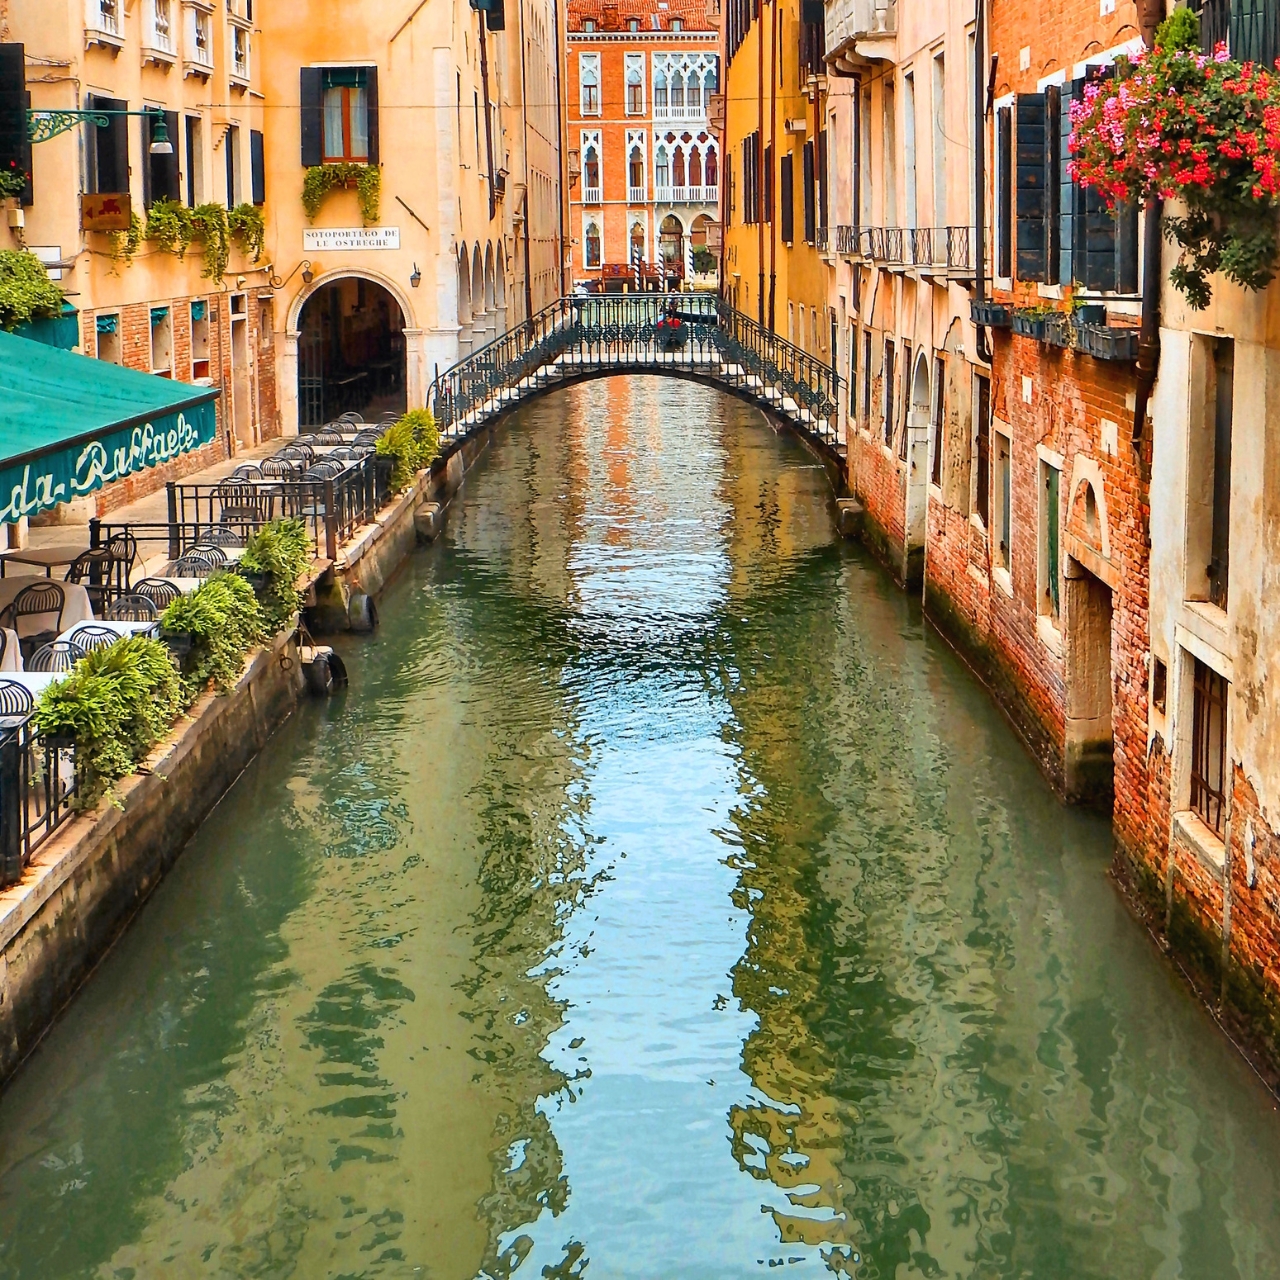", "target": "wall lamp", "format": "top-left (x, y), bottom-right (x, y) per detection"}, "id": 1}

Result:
top-left (410, 263), bottom-right (422, 288)
top-left (268, 259), bottom-right (315, 290)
